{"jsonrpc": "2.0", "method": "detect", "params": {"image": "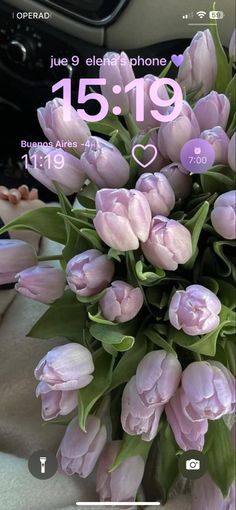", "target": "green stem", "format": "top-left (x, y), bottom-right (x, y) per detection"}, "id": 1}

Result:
top-left (37, 254), bottom-right (63, 262)
top-left (124, 113), bottom-right (139, 137)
